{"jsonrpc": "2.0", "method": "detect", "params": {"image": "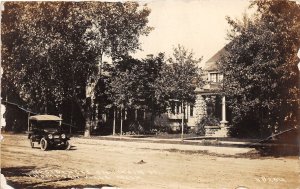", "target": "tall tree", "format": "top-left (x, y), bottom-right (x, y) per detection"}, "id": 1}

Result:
top-left (106, 57), bottom-right (139, 135)
top-left (79, 2), bottom-right (153, 137)
top-left (163, 45), bottom-right (204, 139)
top-left (131, 54), bottom-right (167, 129)
top-left (220, 0), bottom-right (300, 137)
top-left (106, 54), bottom-right (168, 134)
top-left (1, 2), bottom-right (153, 135)
top-left (2, 2), bottom-right (94, 119)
